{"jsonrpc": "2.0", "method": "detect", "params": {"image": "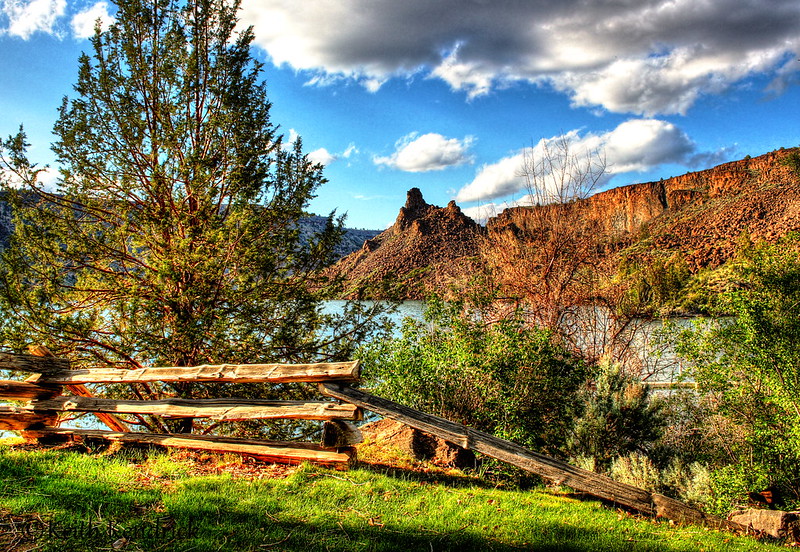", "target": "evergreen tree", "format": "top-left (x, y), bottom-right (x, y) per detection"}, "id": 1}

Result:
top-left (0, 0), bottom-right (386, 434)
